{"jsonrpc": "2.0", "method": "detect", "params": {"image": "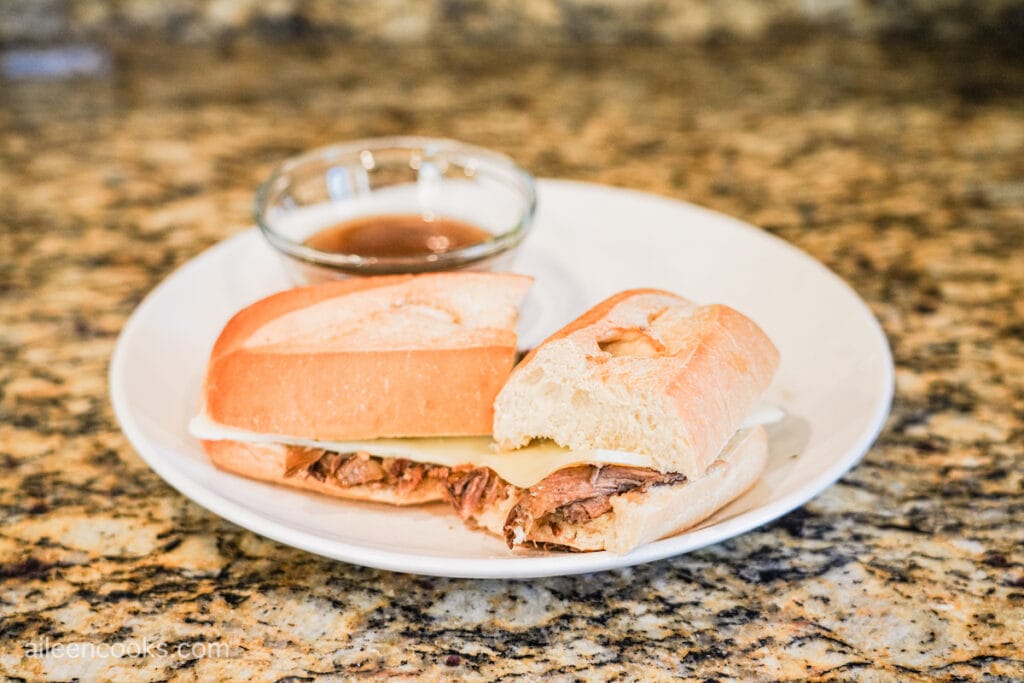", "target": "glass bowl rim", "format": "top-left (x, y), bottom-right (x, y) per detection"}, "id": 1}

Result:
top-left (253, 136), bottom-right (537, 273)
